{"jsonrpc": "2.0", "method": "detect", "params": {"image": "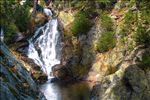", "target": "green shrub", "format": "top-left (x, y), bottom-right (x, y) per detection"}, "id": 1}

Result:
top-left (97, 31), bottom-right (116, 53)
top-left (134, 0), bottom-right (150, 46)
top-left (138, 54), bottom-right (150, 70)
top-left (14, 4), bottom-right (31, 32)
top-left (71, 12), bottom-right (92, 36)
top-left (4, 23), bottom-right (18, 43)
top-left (134, 25), bottom-right (150, 46)
top-left (100, 12), bottom-right (114, 31)
top-left (97, 0), bottom-right (117, 10)
top-left (0, 0), bottom-right (31, 43)
top-left (120, 10), bottom-right (137, 36)
top-left (70, 0), bottom-right (86, 8)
